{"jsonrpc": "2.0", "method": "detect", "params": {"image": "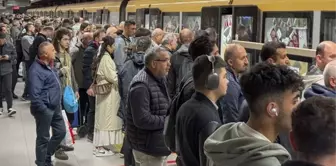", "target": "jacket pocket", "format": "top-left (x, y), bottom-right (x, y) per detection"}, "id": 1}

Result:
top-left (146, 131), bottom-right (171, 156)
